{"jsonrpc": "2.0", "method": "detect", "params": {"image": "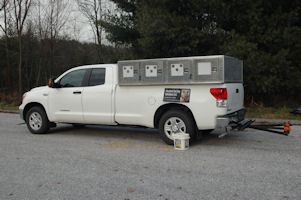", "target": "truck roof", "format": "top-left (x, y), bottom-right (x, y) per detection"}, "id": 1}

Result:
top-left (118, 55), bottom-right (229, 62)
top-left (70, 64), bottom-right (117, 71)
